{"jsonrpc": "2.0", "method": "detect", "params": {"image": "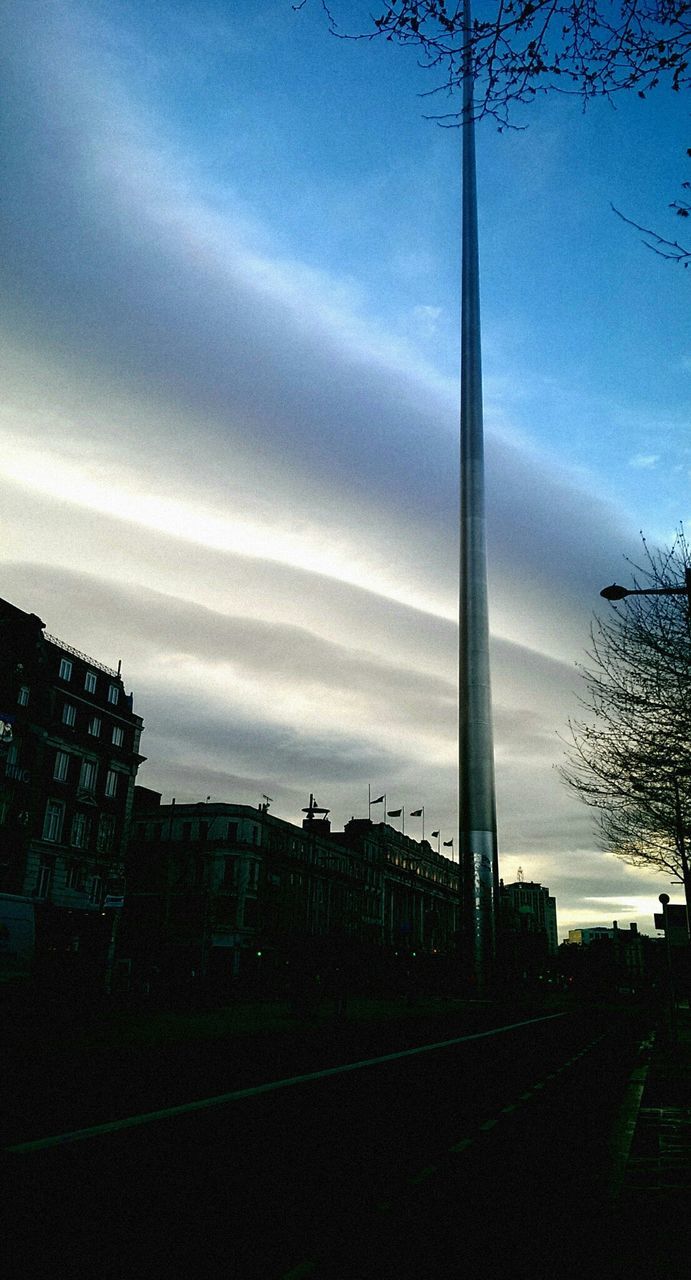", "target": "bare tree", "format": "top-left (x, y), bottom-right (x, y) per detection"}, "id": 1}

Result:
top-left (613, 148), bottom-right (691, 266)
top-left (297, 2), bottom-right (691, 124)
top-left (561, 531), bottom-right (691, 903)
